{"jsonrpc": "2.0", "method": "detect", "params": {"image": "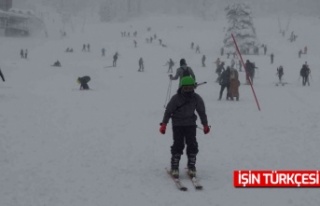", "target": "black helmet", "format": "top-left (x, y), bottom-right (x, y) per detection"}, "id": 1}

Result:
top-left (180, 58), bottom-right (187, 66)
